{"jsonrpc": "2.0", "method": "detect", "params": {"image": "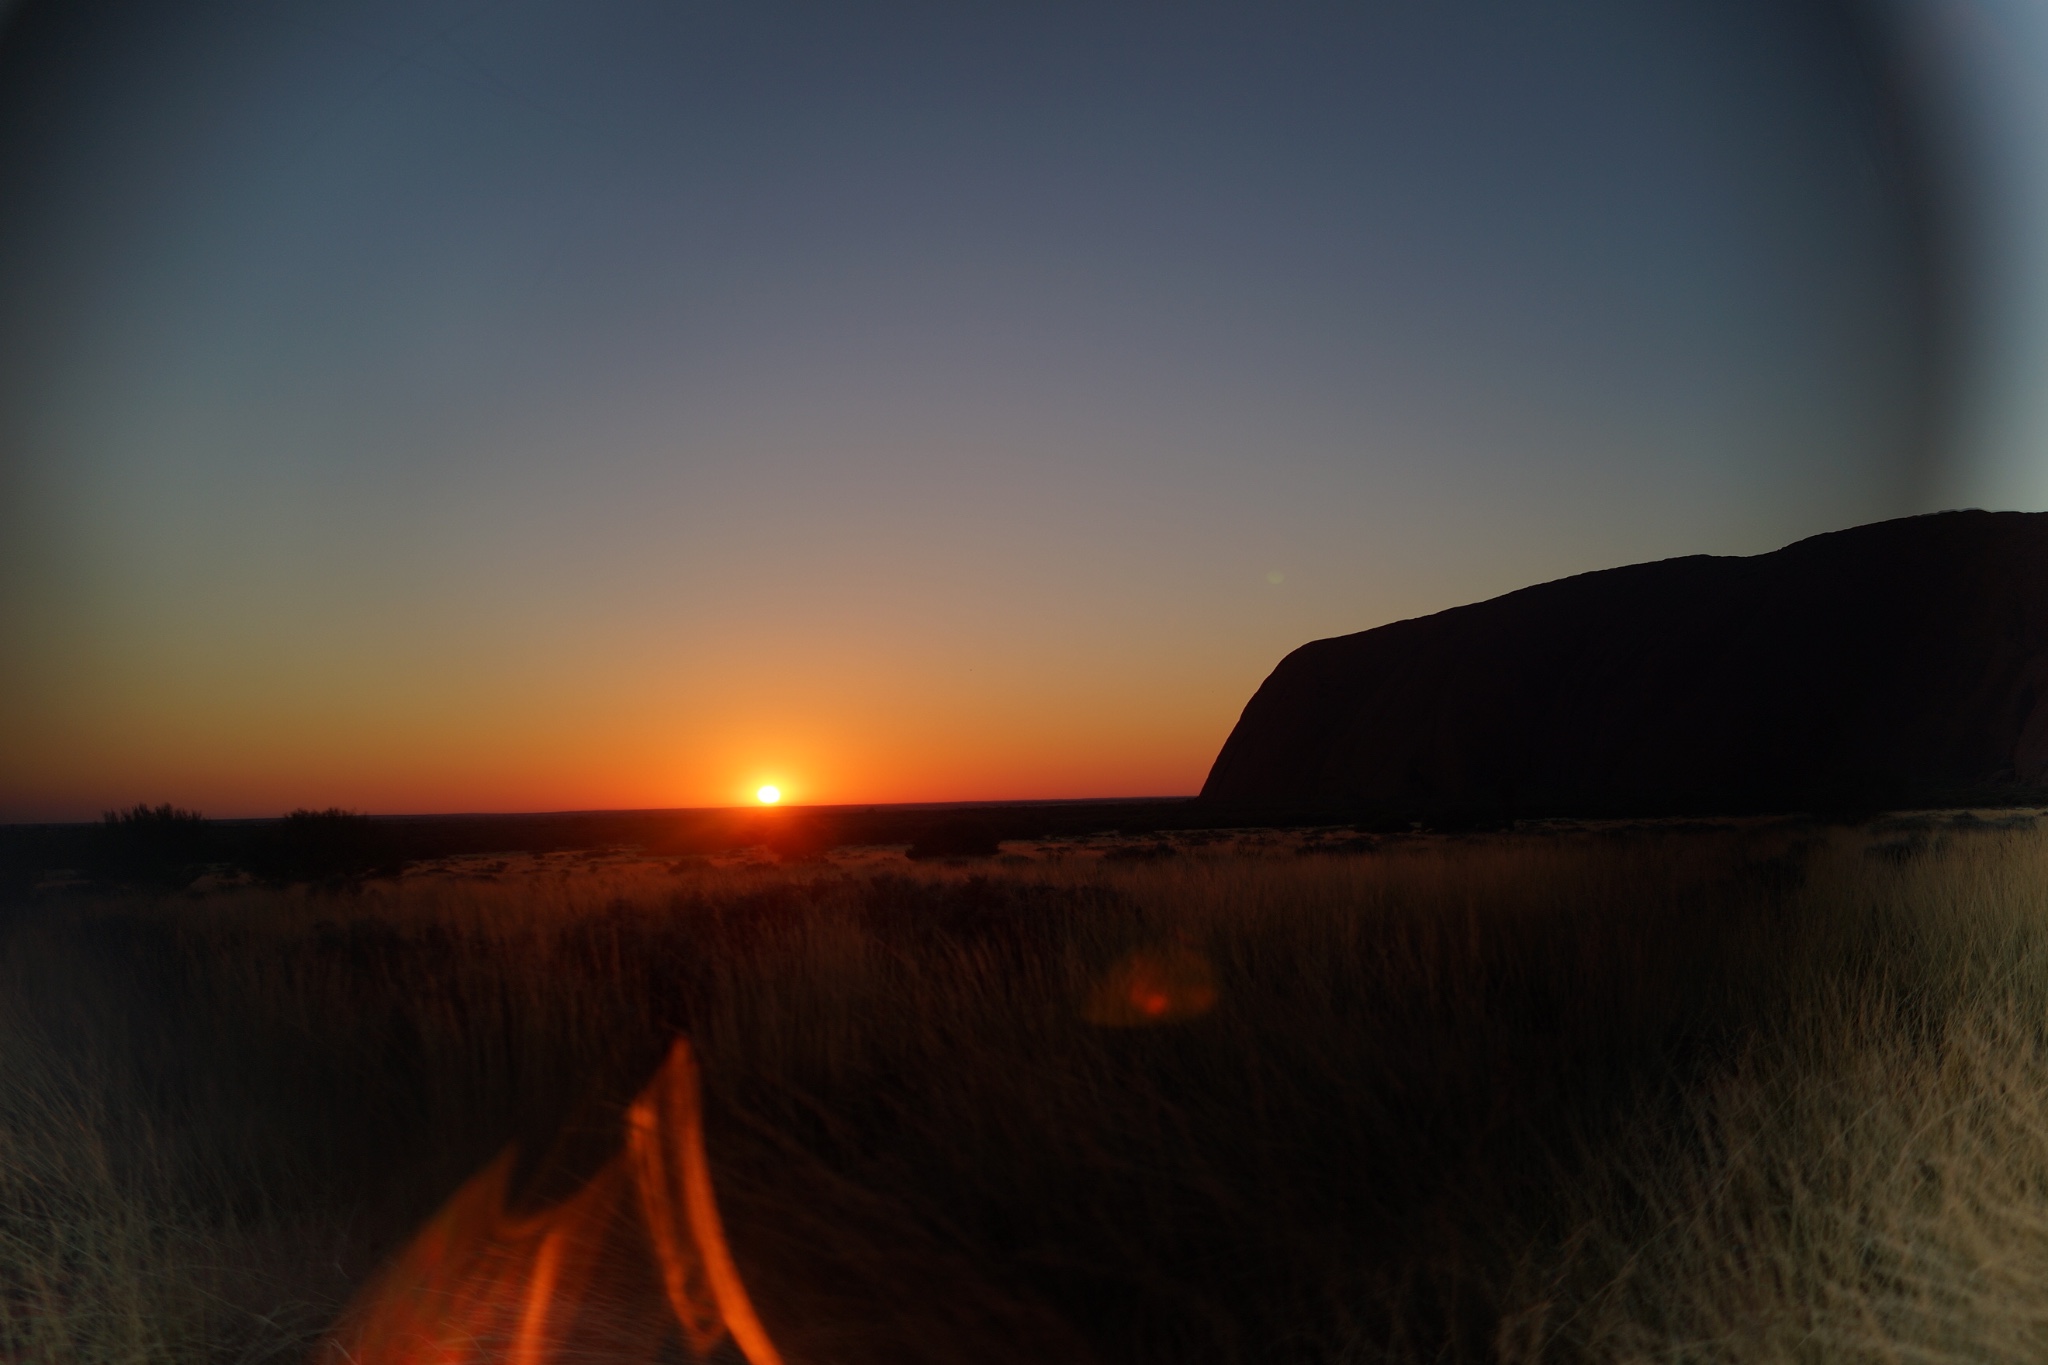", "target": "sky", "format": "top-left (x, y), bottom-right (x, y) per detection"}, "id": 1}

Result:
top-left (0, 0), bottom-right (2042, 821)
